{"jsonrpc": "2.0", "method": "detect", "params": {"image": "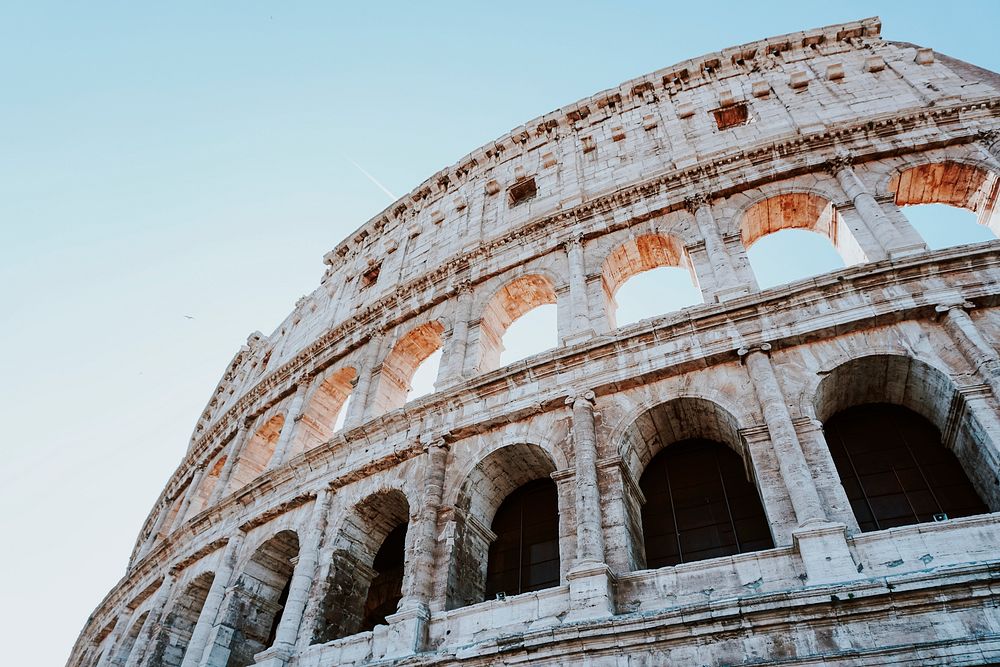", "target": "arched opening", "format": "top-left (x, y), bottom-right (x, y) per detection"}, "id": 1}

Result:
top-left (372, 321), bottom-right (445, 414)
top-left (290, 367), bottom-right (357, 457)
top-left (639, 440), bottom-right (773, 568)
top-left (112, 611), bottom-right (149, 665)
top-left (155, 493), bottom-right (186, 541)
top-left (226, 413), bottom-right (285, 493)
top-left (601, 234), bottom-right (700, 329)
top-left (814, 354), bottom-right (1000, 519)
top-left (484, 478), bottom-right (560, 599)
top-left (313, 490), bottom-right (410, 643)
top-left (741, 193), bottom-right (860, 288)
top-left (620, 397), bottom-right (775, 571)
top-left (148, 572), bottom-right (215, 667)
top-left (824, 404), bottom-right (988, 532)
top-left (447, 443), bottom-right (561, 609)
top-left (217, 530), bottom-right (299, 667)
top-left (184, 454), bottom-right (227, 521)
top-left (477, 274), bottom-right (558, 372)
top-left (889, 161), bottom-right (1000, 247)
